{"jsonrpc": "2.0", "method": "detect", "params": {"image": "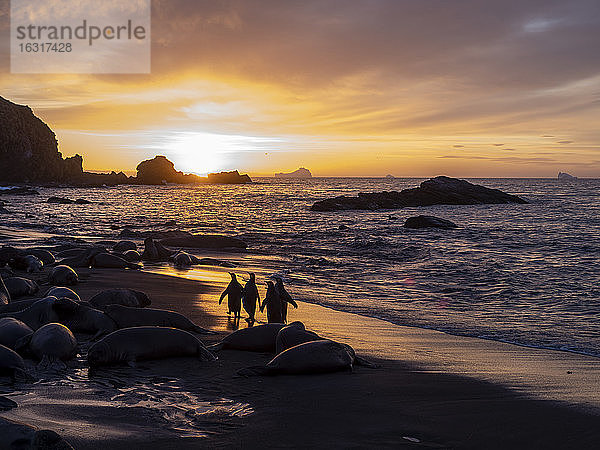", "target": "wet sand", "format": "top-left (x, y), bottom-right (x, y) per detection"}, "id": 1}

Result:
top-left (2, 268), bottom-right (600, 448)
